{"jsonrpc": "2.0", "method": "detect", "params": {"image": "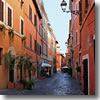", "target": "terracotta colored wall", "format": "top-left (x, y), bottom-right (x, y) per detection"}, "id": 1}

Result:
top-left (23, 0), bottom-right (41, 79)
top-left (0, 0), bottom-right (25, 89)
top-left (56, 54), bottom-right (61, 70)
top-left (73, 0), bottom-right (80, 79)
top-left (81, 1), bottom-right (95, 95)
